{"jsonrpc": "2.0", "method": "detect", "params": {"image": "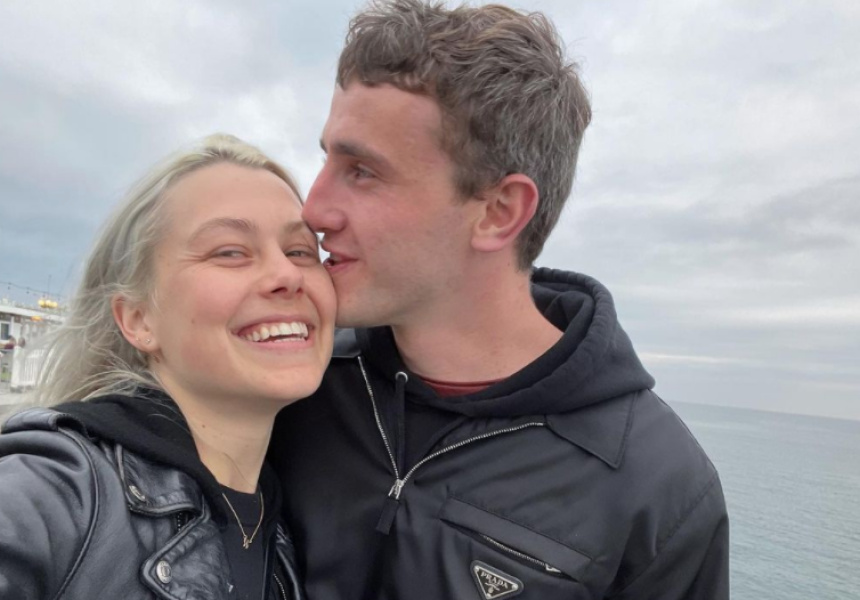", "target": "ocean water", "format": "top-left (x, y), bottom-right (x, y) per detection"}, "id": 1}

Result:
top-left (673, 402), bottom-right (860, 599)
